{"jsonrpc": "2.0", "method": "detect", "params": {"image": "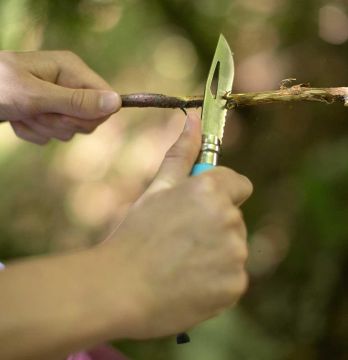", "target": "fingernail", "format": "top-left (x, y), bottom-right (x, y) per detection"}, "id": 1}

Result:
top-left (184, 115), bottom-right (191, 131)
top-left (184, 112), bottom-right (200, 131)
top-left (99, 92), bottom-right (122, 114)
top-left (184, 112), bottom-right (196, 131)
